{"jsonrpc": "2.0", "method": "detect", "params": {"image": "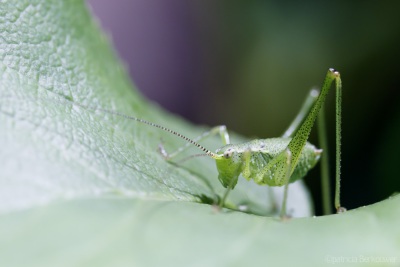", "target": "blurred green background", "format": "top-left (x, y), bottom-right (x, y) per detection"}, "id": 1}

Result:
top-left (87, 0), bottom-right (400, 215)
